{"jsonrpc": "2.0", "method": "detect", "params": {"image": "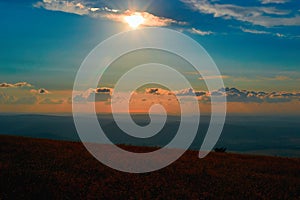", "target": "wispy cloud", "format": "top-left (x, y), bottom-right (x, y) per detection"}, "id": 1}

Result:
top-left (102, 10), bottom-right (185, 27)
top-left (231, 75), bottom-right (296, 82)
top-left (261, 75), bottom-right (291, 81)
top-left (240, 27), bottom-right (271, 35)
top-left (189, 27), bottom-right (213, 35)
top-left (34, 0), bottom-right (90, 15)
top-left (181, 0), bottom-right (300, 27)
top-left (239, 27), bottom-right (287, 37)
top-left (13, 96), bottom-right (39, 105)
top-left (0, 81), bottom-right (65, 105)
top-left (0, 92), bottom-right (38, 105)
top-left (0, 93), bottom-right (17, 104)
top-left (34, 0), bottom-right (184, 27)
top-left (0, 82), bottom-right (32, 88)
top-left (260, 0), bottom-right (290, 4)
top-left (198, 75), bottom-right (230, 80)
top-left (39, 98), bottom-right (64, 104)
